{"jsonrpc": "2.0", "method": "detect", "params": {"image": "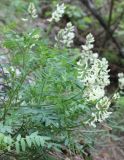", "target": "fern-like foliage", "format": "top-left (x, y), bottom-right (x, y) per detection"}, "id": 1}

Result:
top-left (0, 132), bottom-right (52, 153)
